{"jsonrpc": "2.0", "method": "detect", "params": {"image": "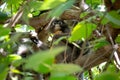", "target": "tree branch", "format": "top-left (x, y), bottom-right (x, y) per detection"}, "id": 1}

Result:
top-left (74, 45), bottom-right (113, 70)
